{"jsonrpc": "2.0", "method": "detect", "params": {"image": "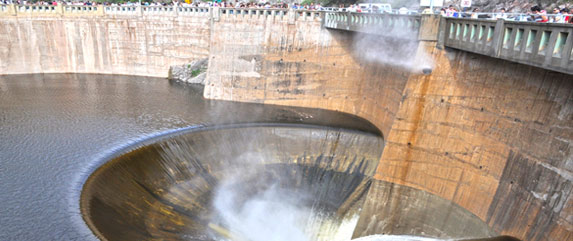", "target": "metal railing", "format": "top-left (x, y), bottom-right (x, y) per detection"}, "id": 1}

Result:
top-left (444, 17), bottom-right (573, 75)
